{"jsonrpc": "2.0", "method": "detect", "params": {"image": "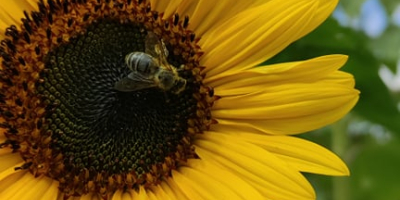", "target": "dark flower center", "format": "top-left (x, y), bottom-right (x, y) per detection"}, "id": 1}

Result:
top-left (0, 0), bottom-right (215, 197)
top-left (40, 19), bottom-right (198, 175)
